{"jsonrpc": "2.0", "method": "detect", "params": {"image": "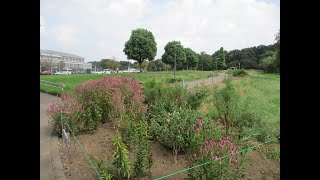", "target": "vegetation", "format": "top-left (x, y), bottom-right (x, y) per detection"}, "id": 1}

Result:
top-left (40, 70), bottom-right (217, 95)
top-left (45, 27), bottom-right (280, 179)
top-left (161, 41), bottom-right (186, 70)
top-left (123, 28), bottom-right (157, 71)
